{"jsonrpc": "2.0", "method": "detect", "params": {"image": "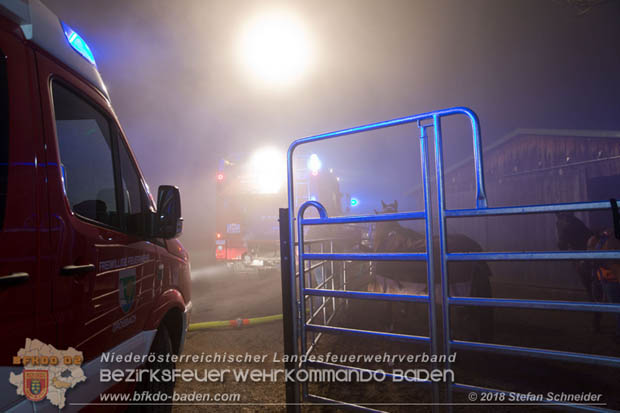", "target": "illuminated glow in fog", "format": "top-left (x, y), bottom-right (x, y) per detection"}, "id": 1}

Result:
top-left (239, 11), bottom-right (312, 86)
top-left (307, 153), bottom-right (321, 173)
top-left (249, 147), bottom-right (286, 194)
